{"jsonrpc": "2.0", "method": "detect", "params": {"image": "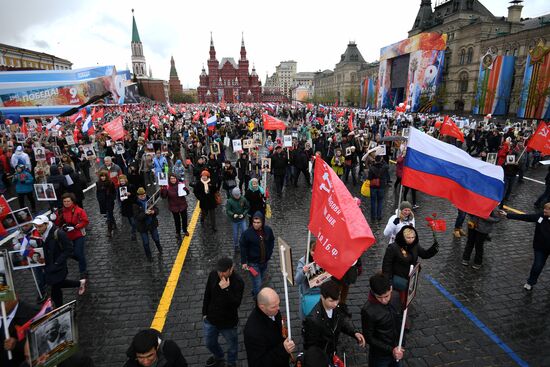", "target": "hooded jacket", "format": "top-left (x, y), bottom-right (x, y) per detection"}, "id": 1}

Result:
top-left (361, 291), bottom-right (402, 357)
top-left (382, 225), bottom-right (438, 280)
top-left (239, 212), bottom-right (274, 265)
